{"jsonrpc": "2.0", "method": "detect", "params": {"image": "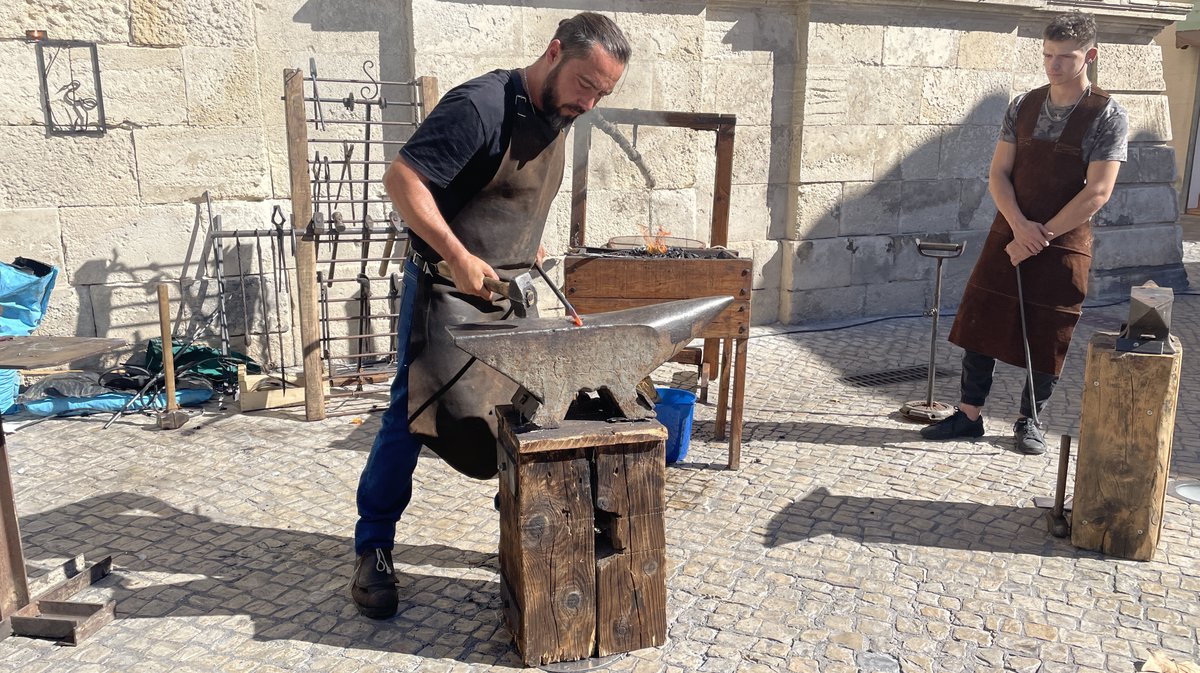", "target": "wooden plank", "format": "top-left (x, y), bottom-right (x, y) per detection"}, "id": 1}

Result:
top-left (595, 547), bottom-right (666, 657)
top-left (594, 441), bottom-right (665, 517)
top-left (711, 124), bottom-right (734, 247)
top-left (568, 297), bottom-right (750, 339)
top-left (587, 108), bottom-right (735, 131)
top-left (0, 337), bottom-right (125, 370)
top-left (498, 410), bottom-right (666, 455)
top-left (1071, 332), bottom-right (1182, 561)
top-left (415, 75), bottom-right (439, 120)
top-left (570, 117), bottom-right (592, 248)
top-left (564, 256), bottom-right (751, 300)
top-left (284, 68), bottom-right (324, 421)
top-left (498, 418), bottom-right (597, 665)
